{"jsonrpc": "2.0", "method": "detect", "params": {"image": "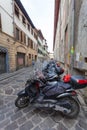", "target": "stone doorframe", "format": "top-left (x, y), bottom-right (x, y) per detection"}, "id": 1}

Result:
top-left (0, 46), bottom-right (9, 72)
